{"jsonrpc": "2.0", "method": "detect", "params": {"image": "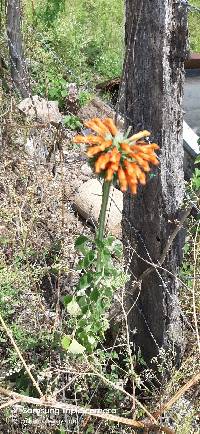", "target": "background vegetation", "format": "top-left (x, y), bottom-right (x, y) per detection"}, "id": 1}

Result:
top-left (21, 0), bottom-right (200, 108)
top-left (189, 0), bottom-right (200, 52)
